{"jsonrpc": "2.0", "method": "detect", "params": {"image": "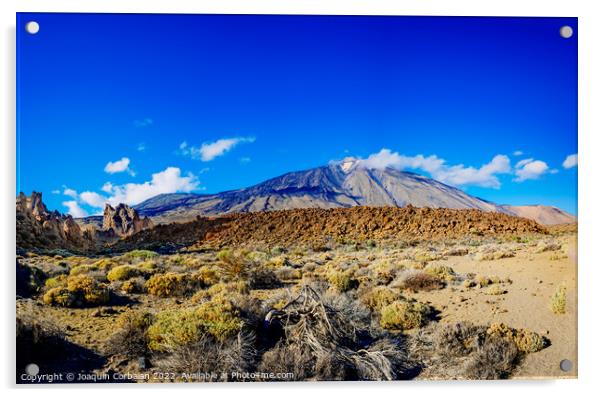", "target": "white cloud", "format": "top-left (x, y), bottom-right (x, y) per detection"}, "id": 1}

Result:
top-left (562, 153), bottom-right (578, 169)
top-left (513, 150), bottom-right (524, 156)
top-left (79, 191), bottom-right (108, 208)
top-left (179, 137), bottom-right (255, 162)
top-left (101, 182), bottom-right (114, 193)
top-left (104, 157), bottom-right (135, 176)
top-left (51, 189), bottom-right (60, 195)
top-left (63, 187), bottom-right (78, 199)
top-left (359, 149), bottom-right (511, 188)
top-left (137, 143), bottom-right (146, 152)
top-left (102, 166), bottom-right (200, 206)
top-left (513, 158), bottom-right (549, 182)
top-left (62, 201), bottom-right (88, 218)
